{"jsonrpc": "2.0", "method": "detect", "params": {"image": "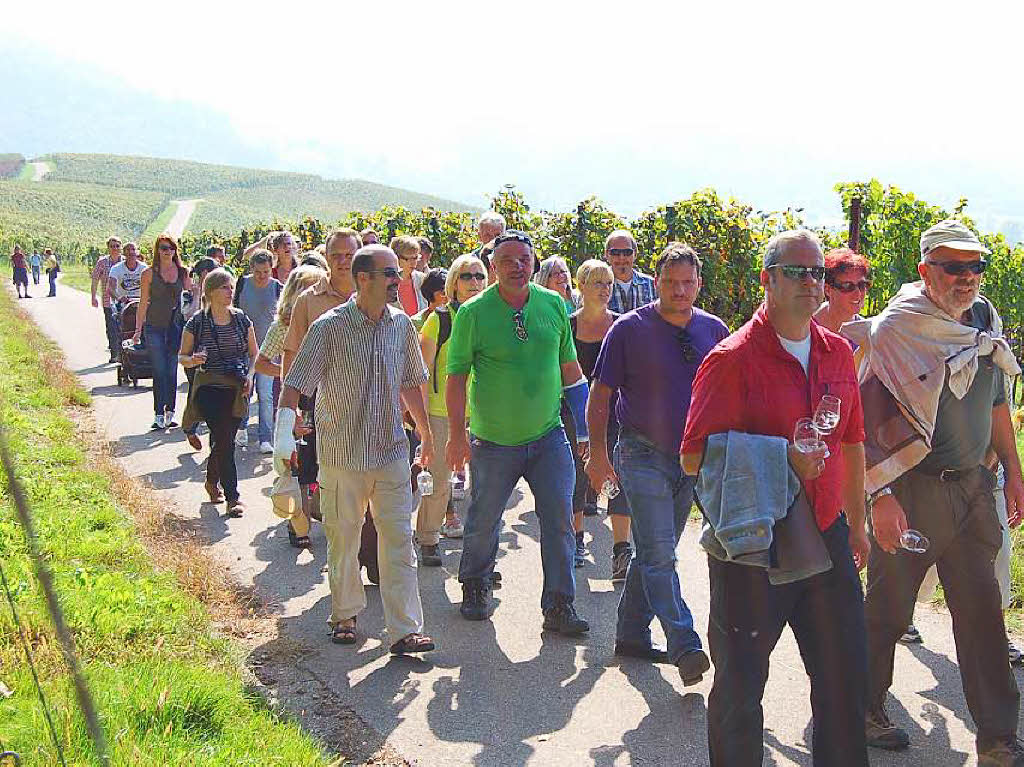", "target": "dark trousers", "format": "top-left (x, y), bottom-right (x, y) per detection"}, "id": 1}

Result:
top-left (103, 305), bottom-right (120, 356)
top-left (865, 466), bottom-right (1019, 748)
top-left (197, 386), bottom-right (242, 503)
top-left (708, 516), bottom-right (868, 767)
